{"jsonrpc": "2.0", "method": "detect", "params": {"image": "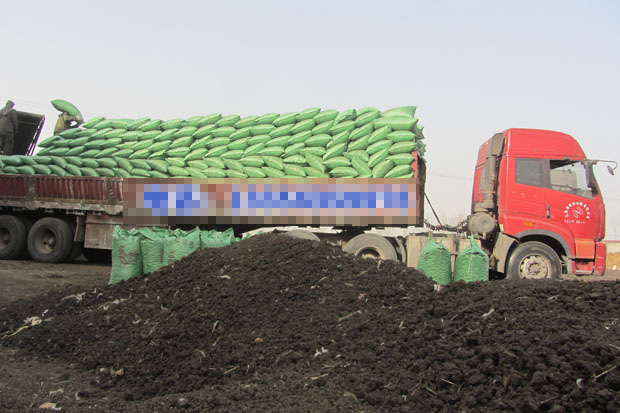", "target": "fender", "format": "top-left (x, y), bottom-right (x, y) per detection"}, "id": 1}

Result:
top-left (513, 229), bottom-right (573, 259)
